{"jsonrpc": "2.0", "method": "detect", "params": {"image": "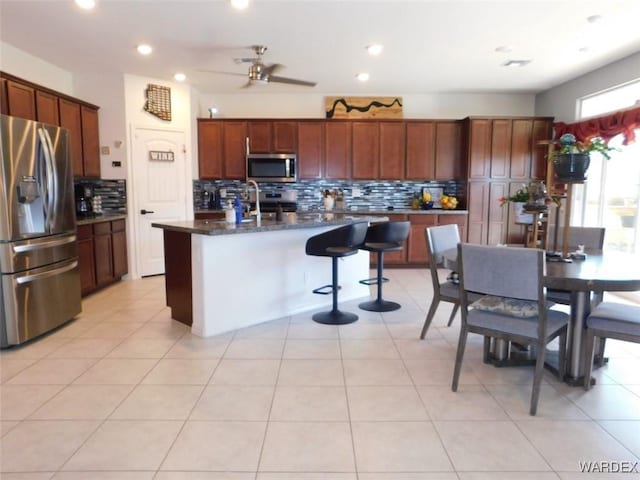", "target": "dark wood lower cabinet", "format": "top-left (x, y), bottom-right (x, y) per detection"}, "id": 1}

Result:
top-left (77, 218), bottom-right (128, 296)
